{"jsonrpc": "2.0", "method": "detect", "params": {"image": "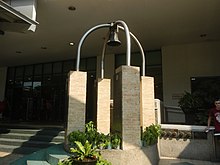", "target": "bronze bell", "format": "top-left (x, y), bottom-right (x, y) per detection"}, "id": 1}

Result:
top-left (107, 25), bottom-right (121, 46)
